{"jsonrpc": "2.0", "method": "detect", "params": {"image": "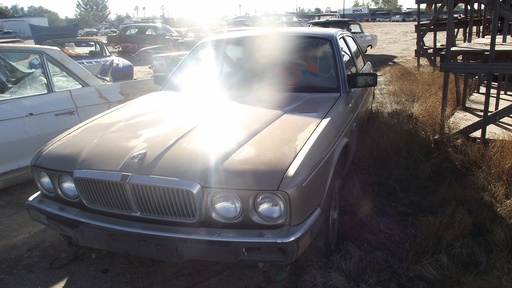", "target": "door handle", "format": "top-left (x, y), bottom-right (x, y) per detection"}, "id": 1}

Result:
top-left (54, 110), bottom-right (76, 116)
